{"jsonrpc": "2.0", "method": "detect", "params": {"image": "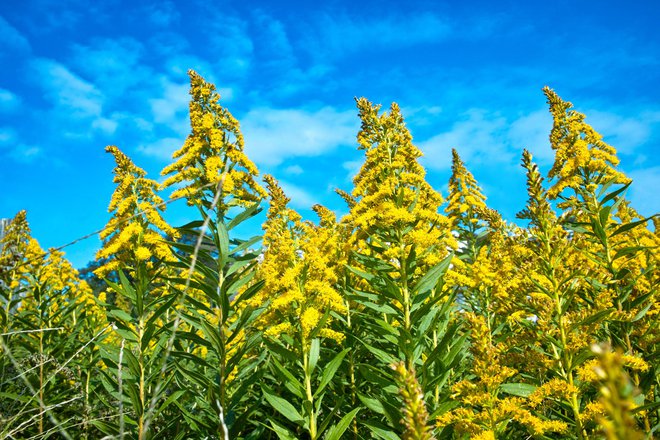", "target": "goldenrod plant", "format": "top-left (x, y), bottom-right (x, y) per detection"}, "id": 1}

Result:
top-left (1, 74), bottom-right (657, 440)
